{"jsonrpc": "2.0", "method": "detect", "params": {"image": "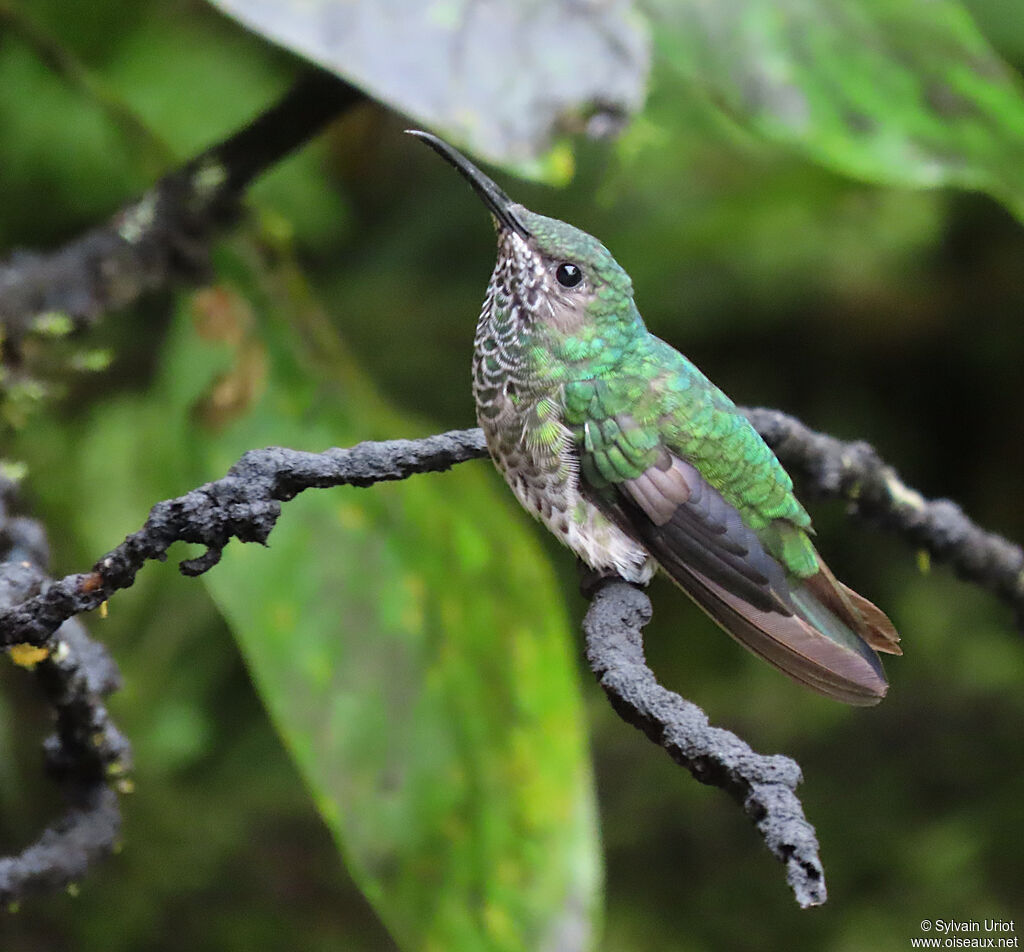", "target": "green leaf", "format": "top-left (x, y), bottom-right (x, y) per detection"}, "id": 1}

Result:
top-left (652, 0), bottom-right (1024, 218)
top-left (202, 0), bottom-right (649, 173)
top-left (159, 236), bottom-right (601, 952)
